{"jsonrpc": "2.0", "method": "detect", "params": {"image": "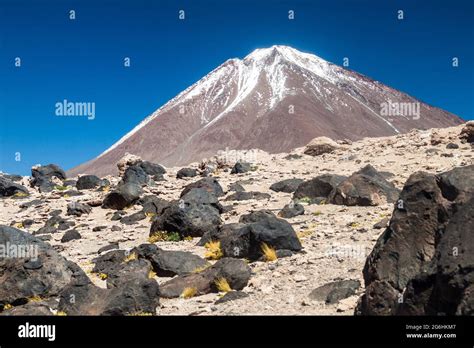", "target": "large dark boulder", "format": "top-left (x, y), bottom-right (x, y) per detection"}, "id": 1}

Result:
top-left (30, 164), bottom-right (66, 192)
top-left (356, 165), bottom-right (474, 315)
top-left (0, 176), bottom-right (29, 197)
top-left (225, 191), bottom-right (271, 201)
top-left (76, 175), bottom-right (103, 190)
top-left (200, 210), bottom-right (302, 260)
top-left (66, 202), bottom-right (92, 217)
top-left (180, 177), bottom-right (224, 198)
top-left (328, 165), bottom-right (399, 206)
top-left (102, 182), bottom-right (142, 210)
top-left (0, 225), bottom-right (87, 310)
top-left (293, 174), bottom-right (346, 203)
top-left (278, 202), bottom-right (304, 218)
top-left (58, 277), bottom-right (159, 315)
top-left (122, 165), bottom-right (149, 186)
top-left (150, 202), bottom-right (221, 239)
top-left (270, 178), bottom-right (304, 193)
top-left (176, 168), bottom-right (198, 179)
top-left (230, 162), bottom-right (253, 174)
top-left (159, 258), bottom-right (251, 298)
top-left (138, 161), bottom-right (166, 176)
top-left (132, 243), bottom-right (210, 277)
